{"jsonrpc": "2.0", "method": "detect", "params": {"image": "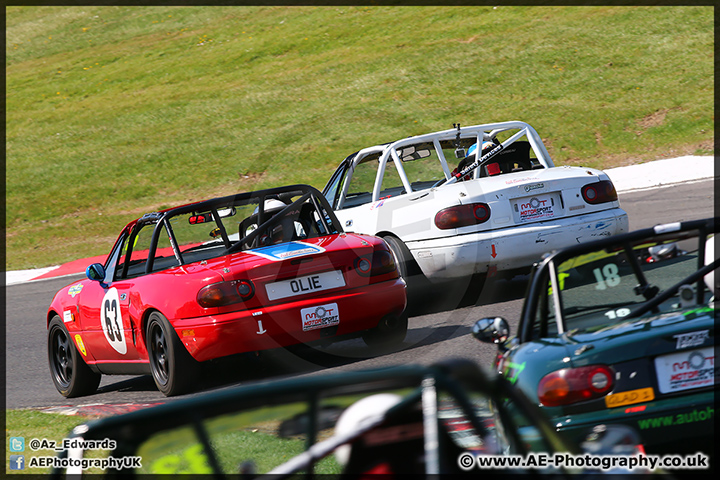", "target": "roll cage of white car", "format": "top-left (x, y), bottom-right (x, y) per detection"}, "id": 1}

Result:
top-left (334, 121), bottom-right (555, 210)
